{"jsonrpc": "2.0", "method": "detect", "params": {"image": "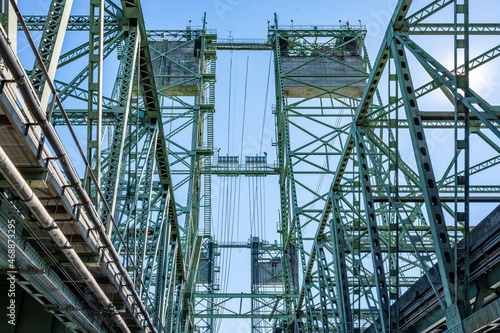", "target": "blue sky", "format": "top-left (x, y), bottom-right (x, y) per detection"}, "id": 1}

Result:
top-left (142, 2), bottom-right (500, 332)
top-left (15, 1), bottom-right (500, 332)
